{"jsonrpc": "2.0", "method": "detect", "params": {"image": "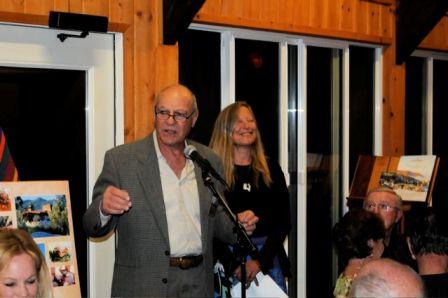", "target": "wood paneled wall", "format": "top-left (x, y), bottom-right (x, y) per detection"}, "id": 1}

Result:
top-left (421, 16), bottom-right (448, 51)
top-left (0, 0), bottom-right (446, 152)
top-left (196, 0), bottom-right (395, 44)
top-left (0, 0), bottom-right (178, 143)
